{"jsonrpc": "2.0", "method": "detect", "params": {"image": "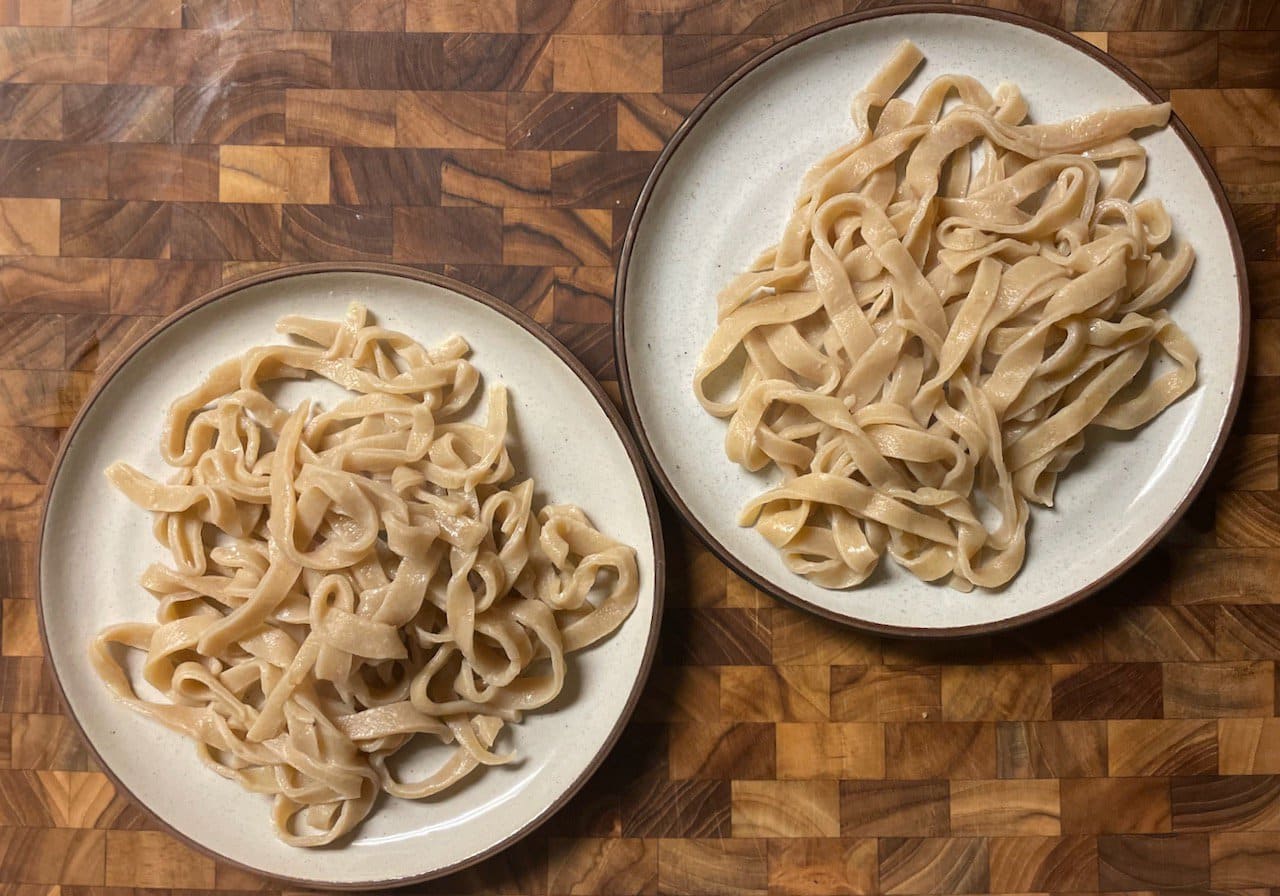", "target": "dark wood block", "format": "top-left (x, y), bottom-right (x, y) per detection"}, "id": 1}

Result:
top-left (0, 25), bottom-right (108, 83)
top-left (1220, 31), bottom-right (1280, 87)
top-left (1172, 774), bottom-right (1280, 831)
top-left (171, 202), bottom-right (280, 261)
top-left (175, 85), bottom-right (284, 145)
top-left (621, 778), bottom-right (730, 838)
top-left (669, 721), bottom-right (775, 780)
top-left (60, 200), bottom-right (170, 259)
top-left (502, 207), bottom-right (611, 265)
top-left (62, 84), bottom-right (171, 143)
top-left (547, 837), bottom-right (658, 896)
top-left (107, 27), bottom-right (219, 85)
top-left (285, 88), bottom-right (395, 147)
top-left (330, 147), bottom-right (441, 206)
top-left (884, 722), bottom-right (998, 779)
top-left (659, 608), bottom-right (771, 666)
top-left (0, 141), bottom-right (106, 199)
top-left (439, 264), bottom-right (554, 319)
top-left (551, 150), bottom-right (657, 209)
top-left (296, 0), bottom-right (402, 30)
top-left (63, 313), bottom-right (158, 372)
top-left (1052, 663), bottom-right (1164, 720)
top-left (657, 838), bottom-right (767, 896)
top-left (940, 664), bottom-right (1052, 721)
top-left (616, 92), bottom-right (699, 151)
top-left (517, 0), bottom-right (623, 33)
top-left (282, 204), bottom-right (394, 262)
top-left (987, 835), bottom-right (1098, 892)
top-left (507, 92), bottom-right (616, 151)
top-left (1164, 661), bottom-right (1275, 717)
top-left (0, 313), bottom-right (63, 370)
top-left (0, 85), bottom-right (60, 140)
top-left (996, 720), bottom-right (1109, 778)
top-left (1108, 31), bottom-right (1218, 87)
top-left (552, 265), bottom-right (613, 324)
top-left (1098, 833), bottom-right (1211, 890)
top-left (0, 827), bottom-right (105, 885)
top-left (840, 780), bottom-right (950, 837)
top-left (877, 837), bottom-right (988, 895)
top-left (831, 665), bottom-right (941, 722)
top-left (0, 428), bottom-right (58, 485)
top-left (332, 33), bottom-right (550, 91)
top-left (662, 34), bottom-right (775, 92)
top-left (0, 257), bottom-right (110, 312)
top-left (394, 206), bottom-right (502, 264)
top-left (1061, 776), bottom-right (1172, 833)
top-left (108, 144), bottom-right (218, 202)
top-left (441, 150), bottom-right (551, 207)
top-left (9, 712), bottom-right (90, 770)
